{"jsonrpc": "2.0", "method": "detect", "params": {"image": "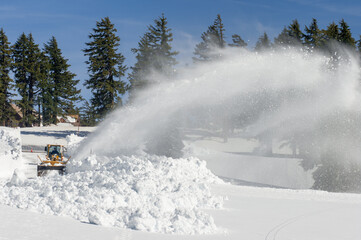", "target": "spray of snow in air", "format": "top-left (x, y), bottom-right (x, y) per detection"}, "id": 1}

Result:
top-left (76, 47), bottom-right (361, 163)
top-left (2, 47), bottom-right (361, 235)
top-left (74, 46), bottom-right (361, 193)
